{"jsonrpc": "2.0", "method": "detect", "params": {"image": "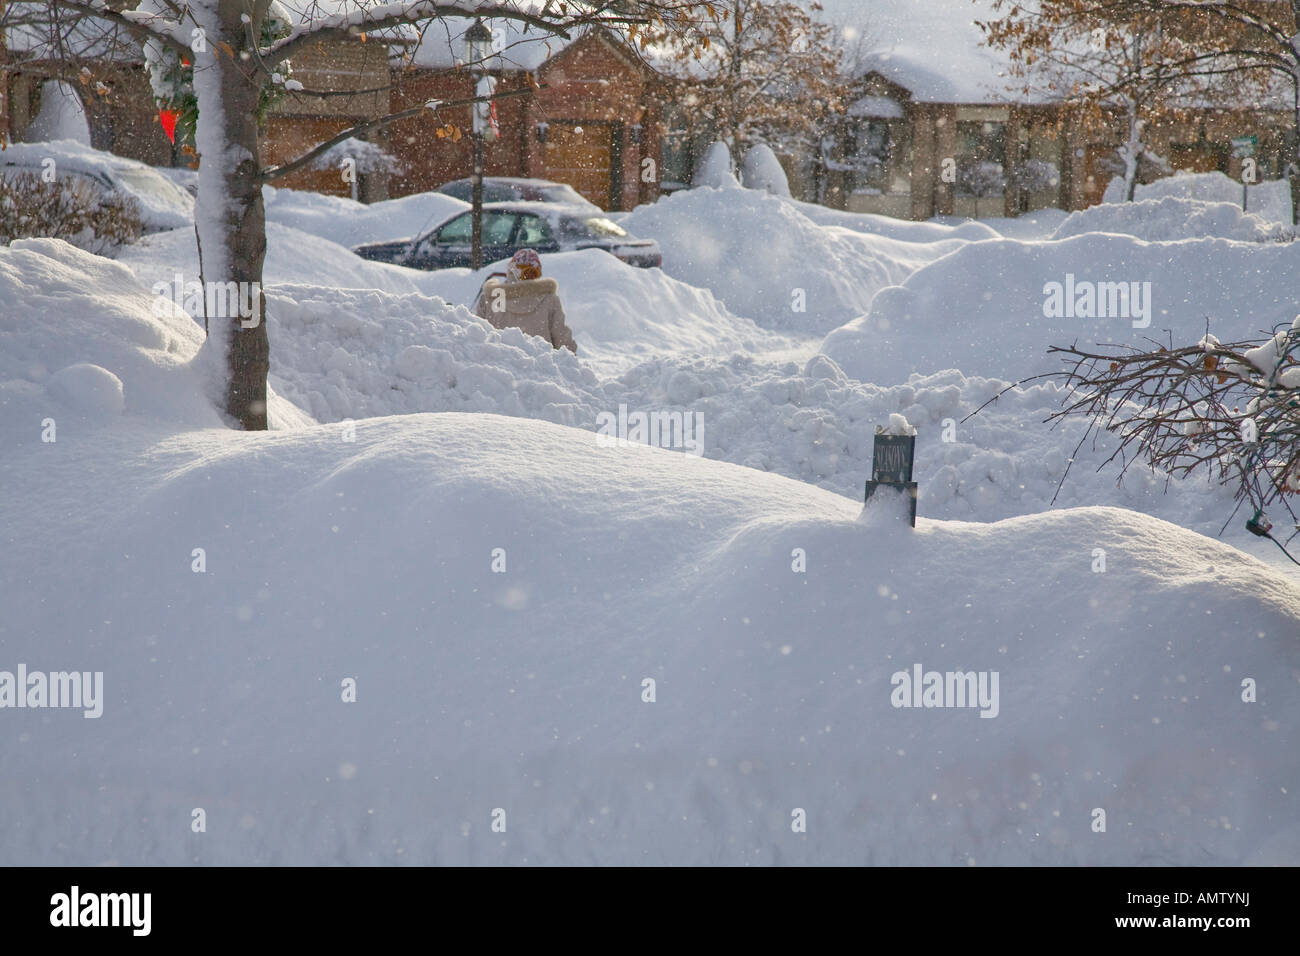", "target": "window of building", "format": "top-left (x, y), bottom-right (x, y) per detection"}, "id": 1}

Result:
top-left (849, 119), bottom-right (892, 194)
top-left (956, 120), bottom-right (1007, 198)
